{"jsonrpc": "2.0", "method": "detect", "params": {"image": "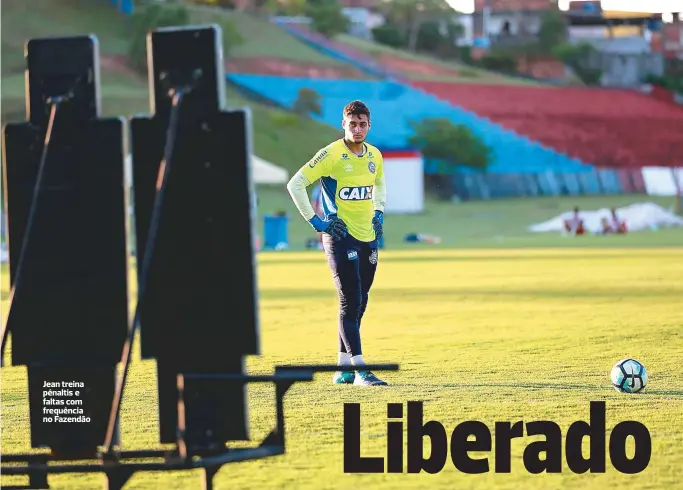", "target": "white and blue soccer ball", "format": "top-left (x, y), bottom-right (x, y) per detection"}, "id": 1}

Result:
top-left (611, 358), bottom-right (648, 393)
